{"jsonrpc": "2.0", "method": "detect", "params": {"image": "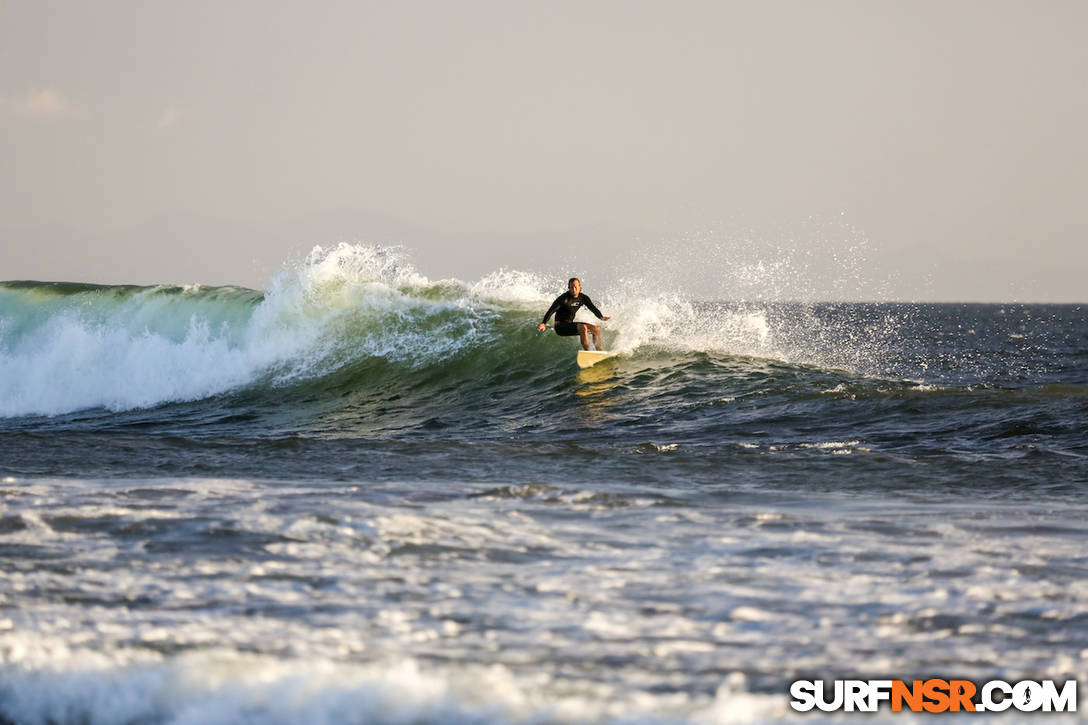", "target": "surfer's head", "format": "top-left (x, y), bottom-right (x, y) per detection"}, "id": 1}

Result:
top-left (568, 277), bottom-right (581, 296)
